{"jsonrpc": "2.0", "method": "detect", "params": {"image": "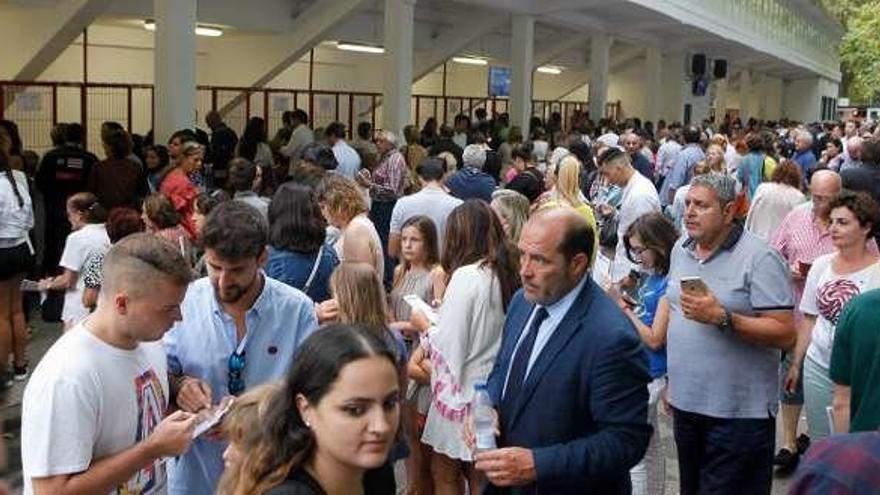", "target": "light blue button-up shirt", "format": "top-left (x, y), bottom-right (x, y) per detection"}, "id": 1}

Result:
top-left (659, 143), bottom-right (705, 206)
top-left (503, 274), bottom-right (589, 397)
top-left (163, 275), bottom-right (318, 495)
